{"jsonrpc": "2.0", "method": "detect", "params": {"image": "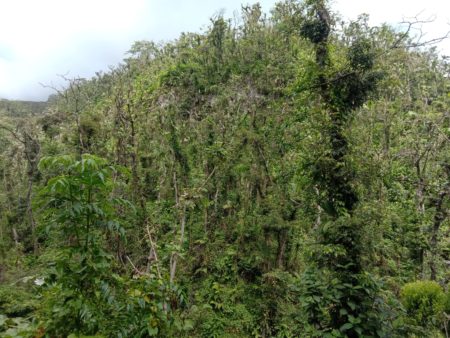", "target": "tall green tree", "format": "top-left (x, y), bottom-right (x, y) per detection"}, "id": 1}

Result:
top-left (299, 0), bottom-right (384, 336)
